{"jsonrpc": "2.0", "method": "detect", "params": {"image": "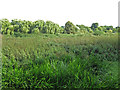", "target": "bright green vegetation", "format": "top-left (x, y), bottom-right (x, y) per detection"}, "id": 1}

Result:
top-left (0, 19), bottom-right (119, 36)
top-left (1, 33), bottom-right (119, 88)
